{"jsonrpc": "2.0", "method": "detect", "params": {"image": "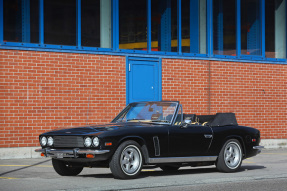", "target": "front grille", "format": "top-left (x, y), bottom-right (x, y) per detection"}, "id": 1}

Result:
top-left (54, 136), bottom-right (84, 147)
